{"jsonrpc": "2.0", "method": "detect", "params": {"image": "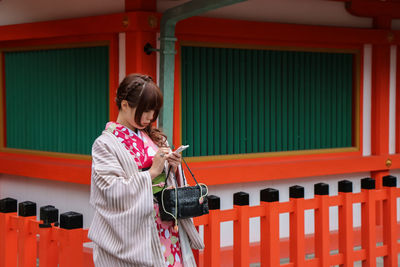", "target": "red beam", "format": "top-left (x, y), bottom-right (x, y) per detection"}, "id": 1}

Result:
top-left (0, 12), bottom-right (160, 42)
top-left (346, 0), bottom-right (400, 18)
top-left (0, 152), bottom-right (91, 184)
top-left (176, 17), bottom-right (400, 45)
top-left (125, 0), bottom-right (156, 12)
